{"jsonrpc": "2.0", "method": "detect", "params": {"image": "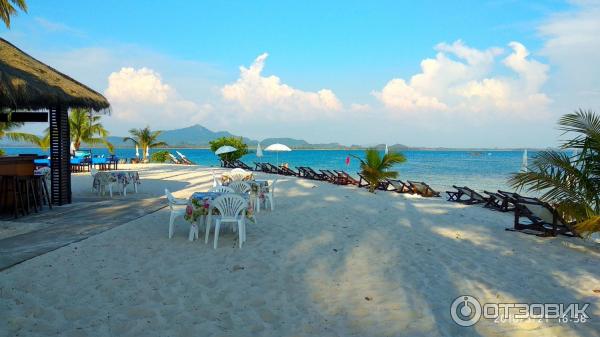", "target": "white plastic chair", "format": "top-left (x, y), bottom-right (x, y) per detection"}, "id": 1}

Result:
top-left (90, 168), bottom-right (99, 192)
top-left (211, 169), bottom-right (221, 187)
top-left (165, 189), bottom-right (189, 239)
top-left (209, 186), bottom-right (235, 194)
top-left (262, 179), bottom-right (278, 211)
top-left (91, 168), bottom-right (116, 197)
top-left (228, 181), bottom-right (251, 194)
top-left (207, 194), bottom-right (248, 249)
